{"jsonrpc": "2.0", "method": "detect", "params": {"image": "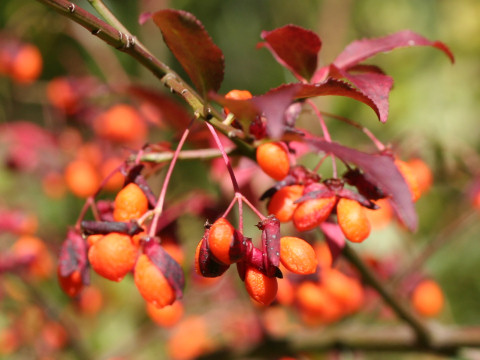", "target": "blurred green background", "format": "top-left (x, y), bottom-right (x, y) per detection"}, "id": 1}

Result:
top-left (1, 0), bottom-right (480, 359)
